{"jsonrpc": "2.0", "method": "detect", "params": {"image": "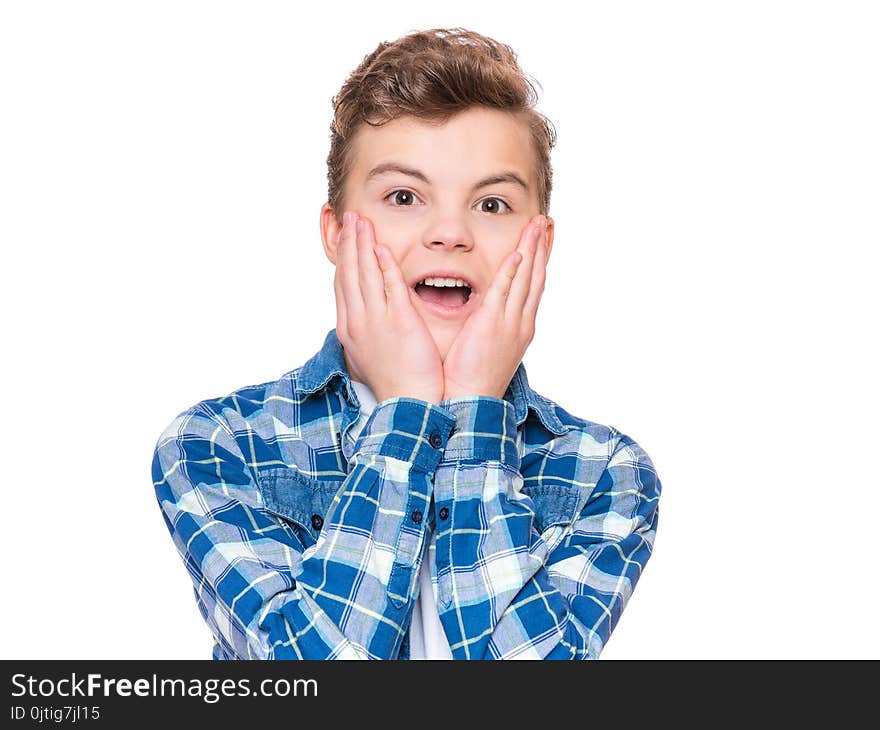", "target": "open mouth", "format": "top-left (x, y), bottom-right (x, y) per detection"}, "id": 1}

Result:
top-left (413, 280), bottom-right (473, 308)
